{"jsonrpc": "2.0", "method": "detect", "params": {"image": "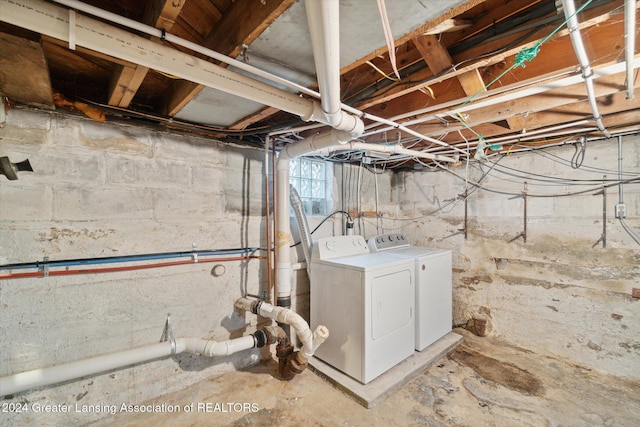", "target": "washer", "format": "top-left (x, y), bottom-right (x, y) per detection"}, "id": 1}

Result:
top-left (368, 234), bottom-right (452, 351)
top-left (310, 235), bottom-right (415, 384)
